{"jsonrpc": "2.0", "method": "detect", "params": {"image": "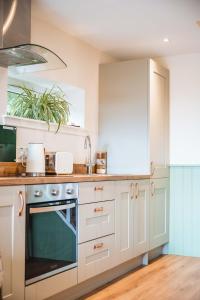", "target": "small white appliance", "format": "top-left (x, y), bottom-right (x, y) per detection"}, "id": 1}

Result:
top-left (55, 152), bottom-right (73, 175)
top-left (45, 152), bottom-right (74, 175)
top-left (26, 143), bottom-right (45, 176)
